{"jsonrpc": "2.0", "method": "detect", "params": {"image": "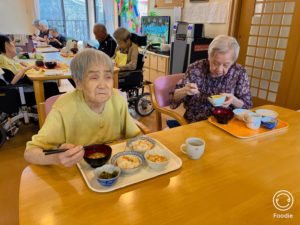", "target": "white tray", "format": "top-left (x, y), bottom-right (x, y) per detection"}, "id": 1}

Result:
top-left (77, 139), bottom-right (182, 193)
